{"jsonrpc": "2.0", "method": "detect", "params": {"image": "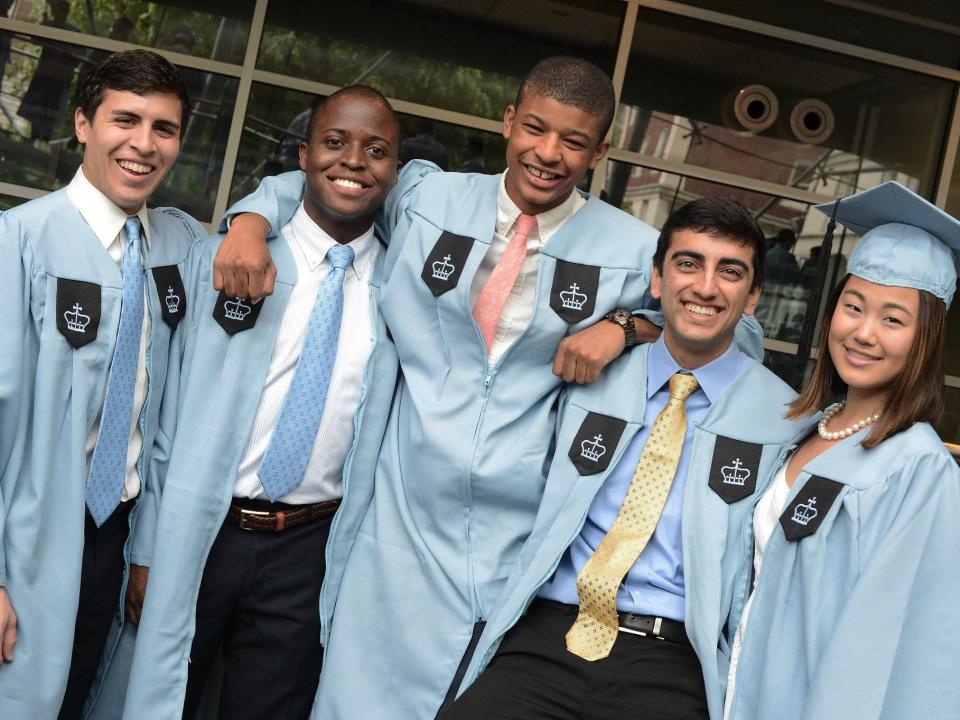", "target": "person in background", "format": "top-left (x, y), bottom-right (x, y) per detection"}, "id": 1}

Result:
top-left (18, 0), bottom-right (81, 142)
